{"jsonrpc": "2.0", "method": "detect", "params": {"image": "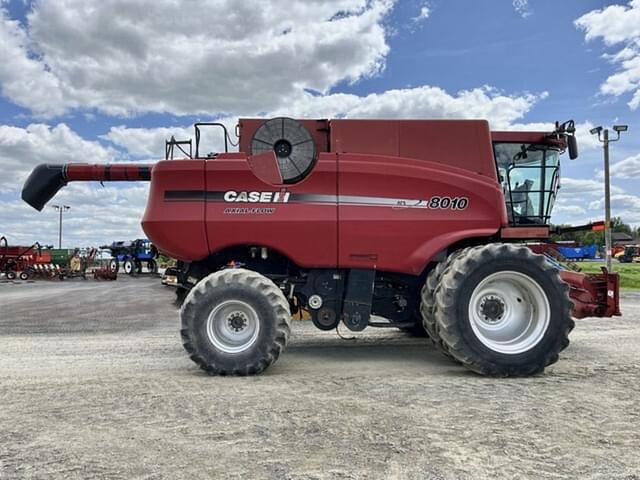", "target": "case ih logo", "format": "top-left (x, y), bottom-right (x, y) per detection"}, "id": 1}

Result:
top-left (223, 190), bottom-right (290, 203)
